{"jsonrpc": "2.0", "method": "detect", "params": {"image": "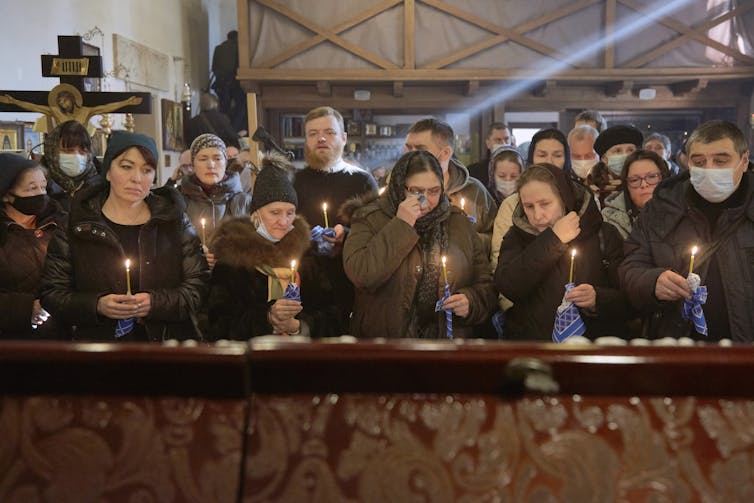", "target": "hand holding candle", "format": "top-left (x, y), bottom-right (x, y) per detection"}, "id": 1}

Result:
top-left (200, 218), bottom-right (207, 246)
top-left (322, 202), bottom-right (329, 228)
top-left (568, 248), bottom-right (576, 283)
top-left (689, 245), bottom-right (698, 275)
